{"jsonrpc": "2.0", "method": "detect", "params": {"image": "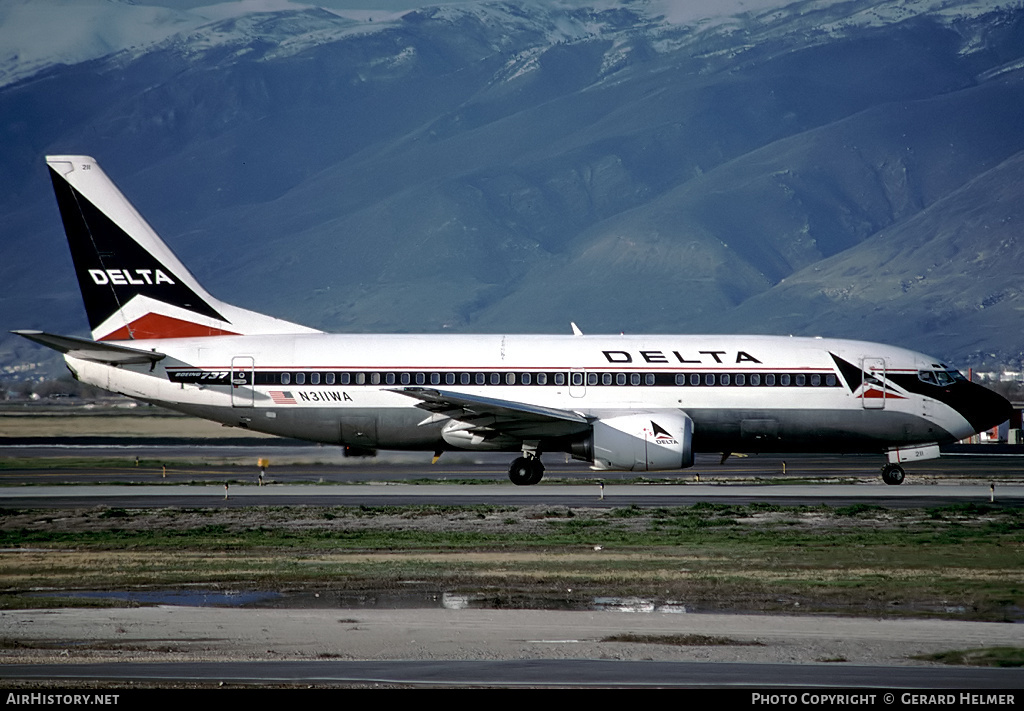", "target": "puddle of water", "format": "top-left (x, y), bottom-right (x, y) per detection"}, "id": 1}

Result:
top-left (30, 589), bottom-right (689, 612)
top-left (30, 589), bottom-right (281, 607)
